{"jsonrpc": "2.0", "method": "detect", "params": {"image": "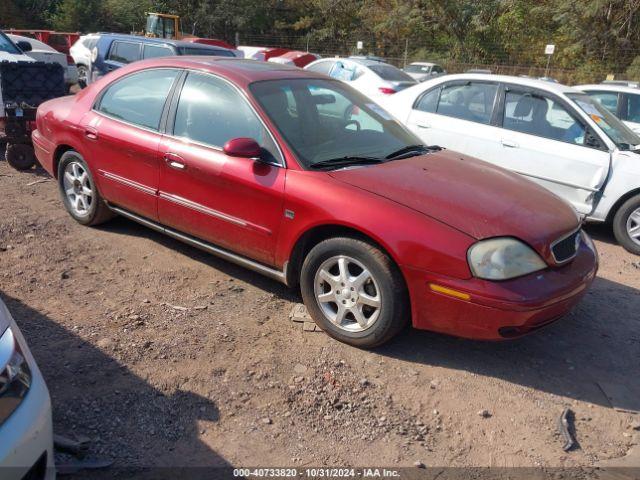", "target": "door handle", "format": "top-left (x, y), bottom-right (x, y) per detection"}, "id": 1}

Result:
top-left (416, 123), bottom-right (430, 129)
top-left (84, 128), bottom-right (98, 140)
top-left (501, 139), bottom-right (519, 148)
top-left (164, 153), bottom-right (186, 170)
